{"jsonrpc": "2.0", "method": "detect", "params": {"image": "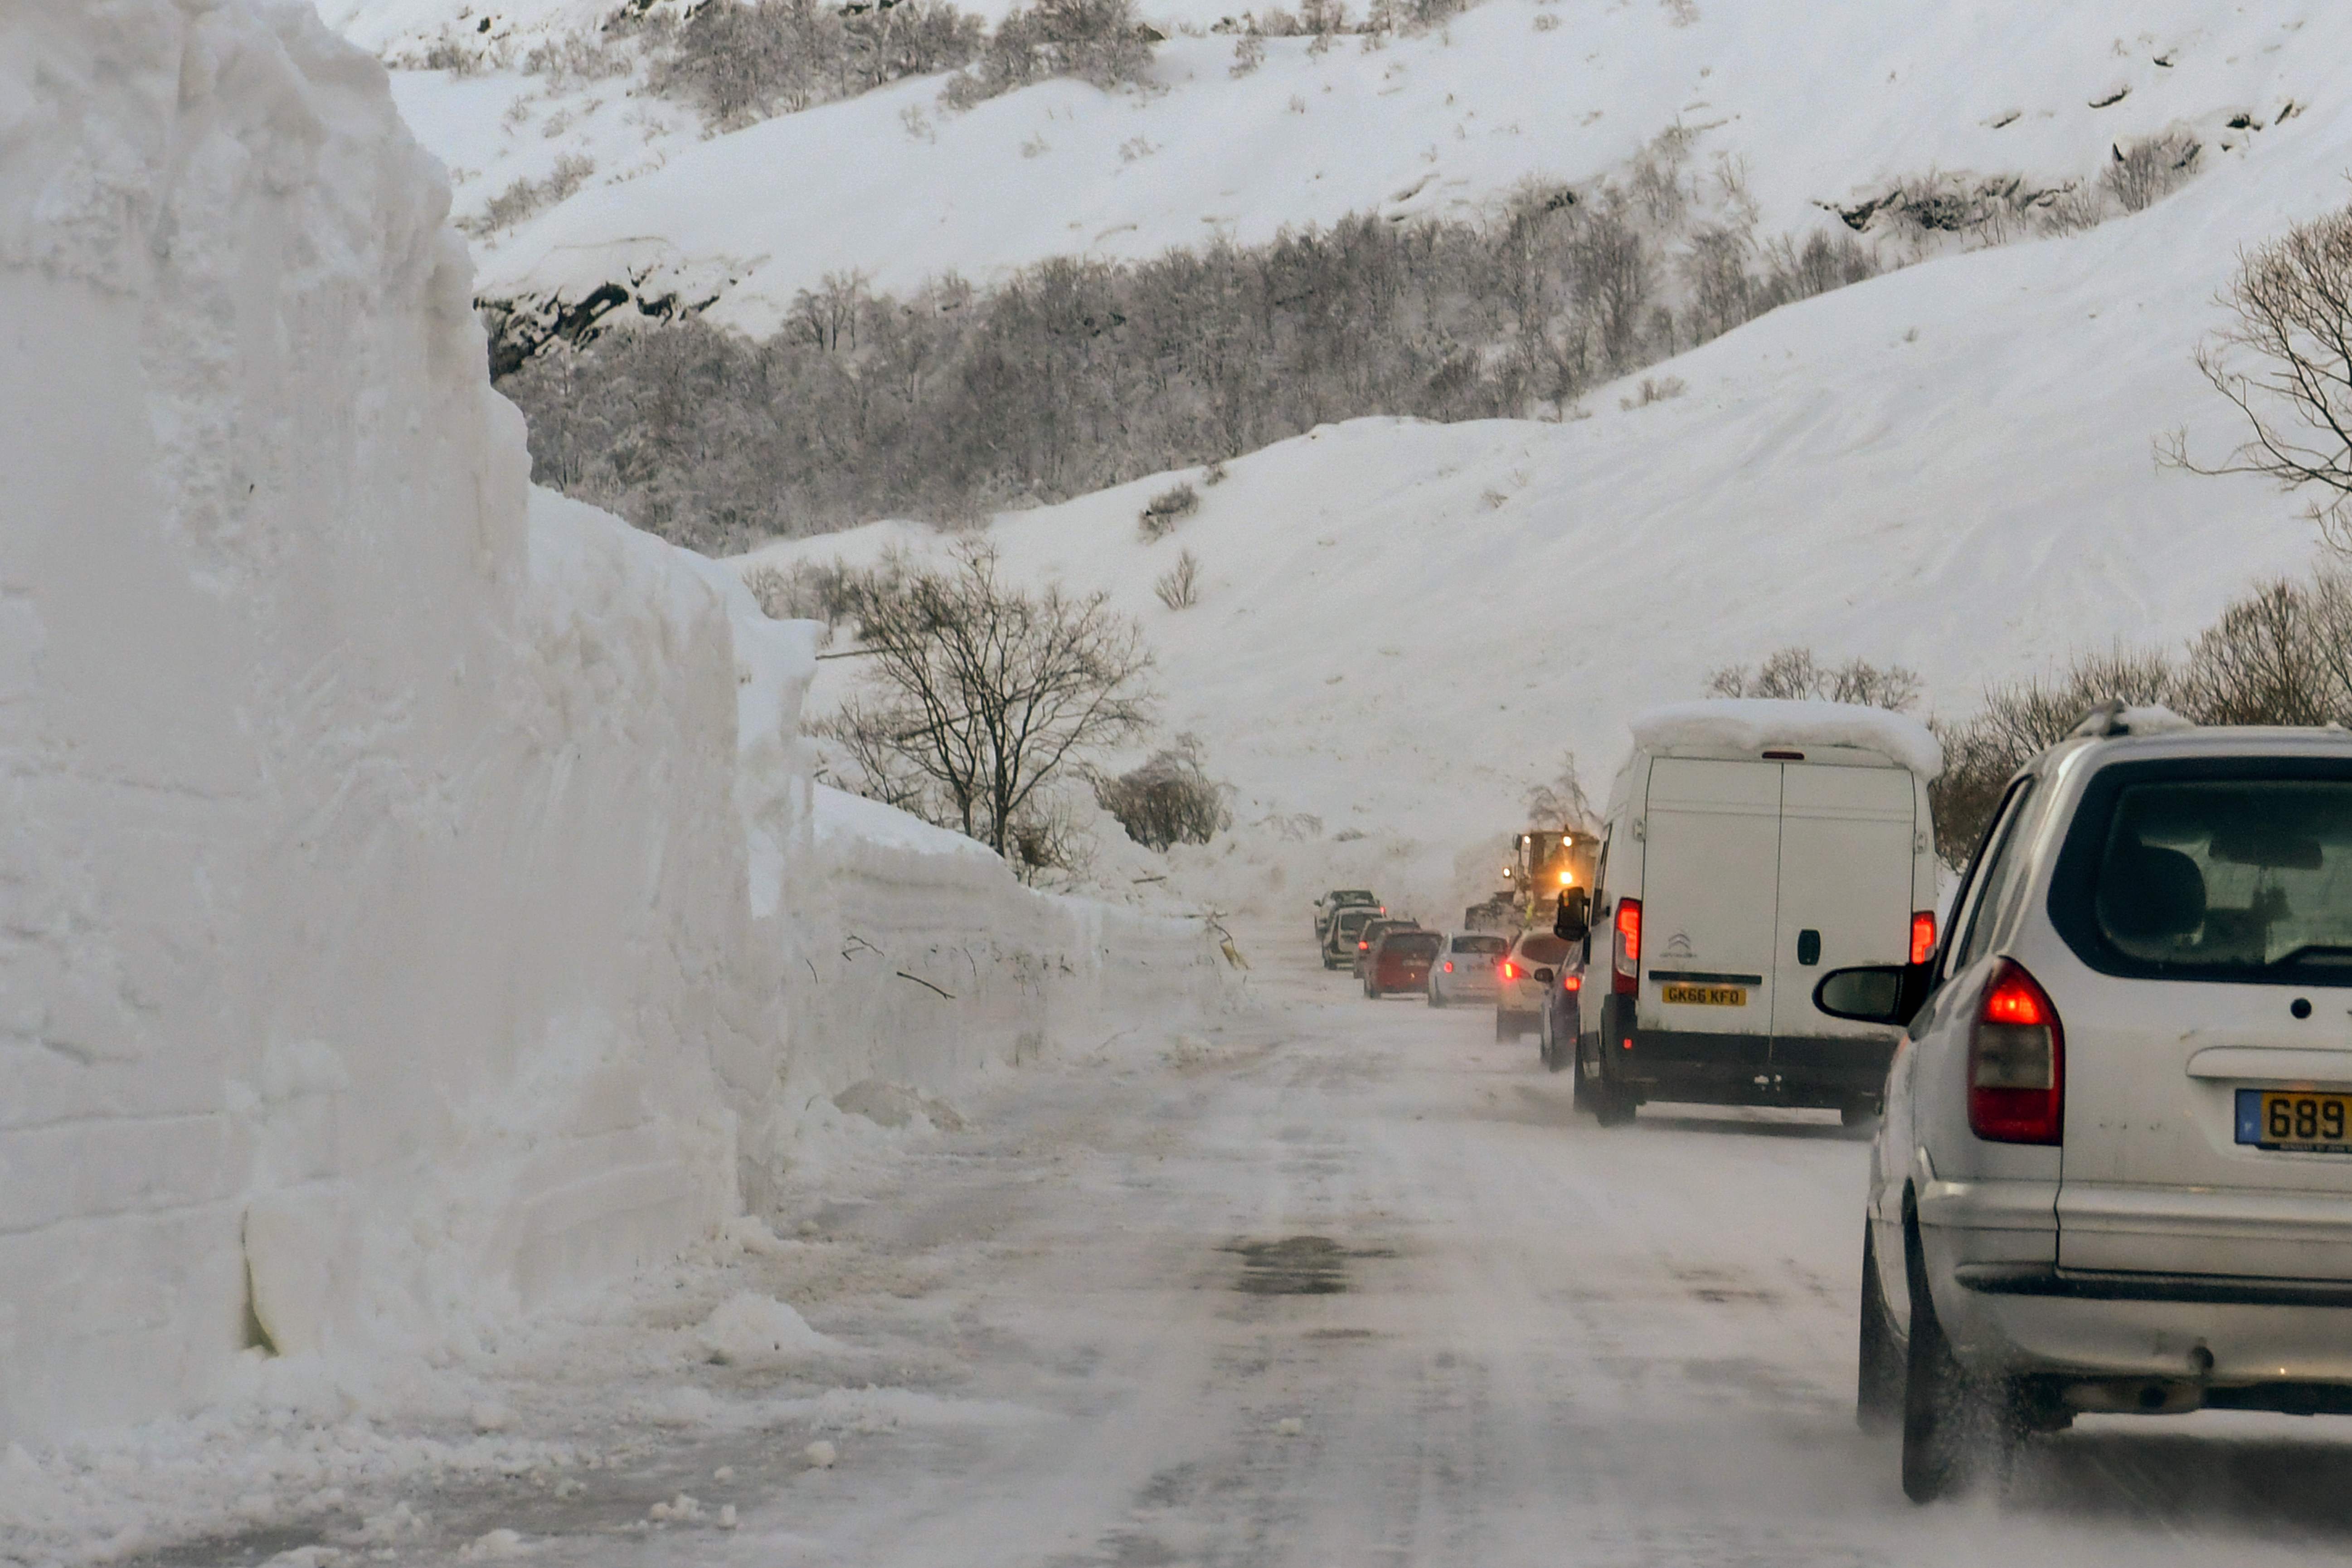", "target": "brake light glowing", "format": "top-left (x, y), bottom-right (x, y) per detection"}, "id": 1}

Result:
top-left (1612, 898), bottom-right (1642, 996)
top-left (1563, 974), bottom-right (1580, 992)
top-left (1442, 960), bottom-right (1453, 973)
top-left (1910, 911), bottom-right (1937, 966)
top-left (1358, 940), bottom-right (1369, 951)
top-left (1500, 960), bottom-right (1518, 981)
top-left (1968, 959), bottom-right (2064, 1145)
